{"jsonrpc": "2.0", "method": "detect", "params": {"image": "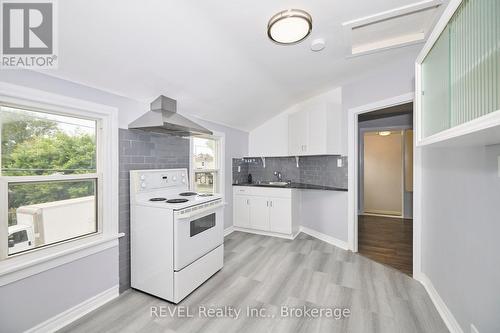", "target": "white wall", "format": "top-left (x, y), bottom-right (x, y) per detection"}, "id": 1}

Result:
top-left (0, 248), bottom-right (118, 332)
top-left (421, 144), bottom-right (500, 333)
top-left (341, 51), bottom-right (418, 162)
top-left (300, 191), bottom-right (348, 242)
top-left (341, 54), bottom-right (417, 112)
